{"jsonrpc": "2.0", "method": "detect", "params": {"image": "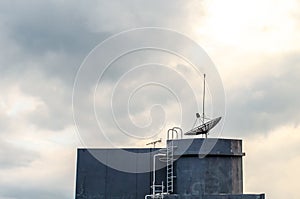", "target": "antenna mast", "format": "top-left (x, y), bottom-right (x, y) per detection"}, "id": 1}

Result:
top-left (184, 74), bottom-right (222, 137)
top-left (202, 74), bottom-right (206, 124)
